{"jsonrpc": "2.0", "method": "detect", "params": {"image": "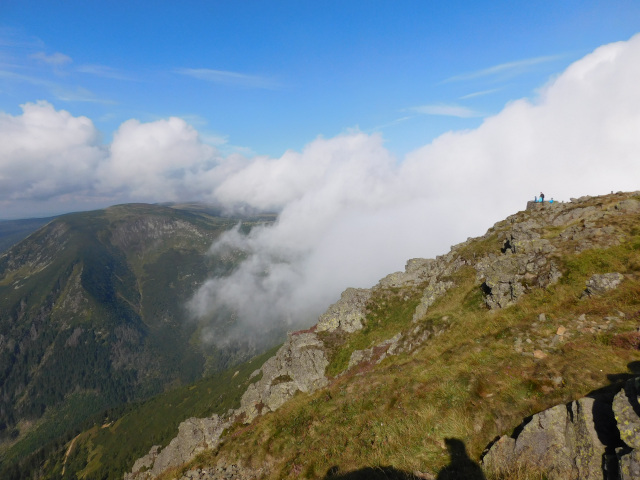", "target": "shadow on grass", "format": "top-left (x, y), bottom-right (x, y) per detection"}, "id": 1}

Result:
top-left (324, 465), bottom-right (420, 479)
top-left (437, 438), bottom-right (486, 480)
top-left (324, 438), bottom-right (485, 480)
